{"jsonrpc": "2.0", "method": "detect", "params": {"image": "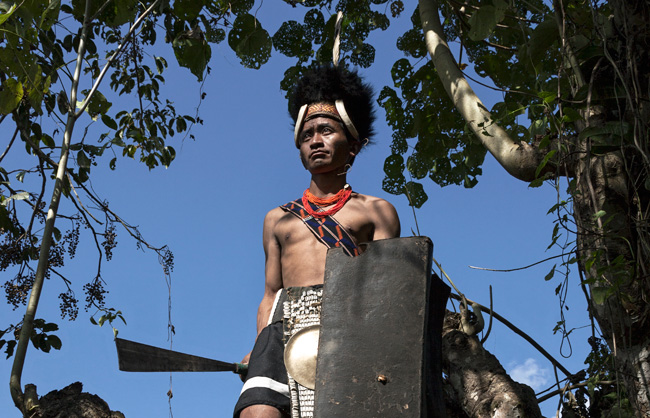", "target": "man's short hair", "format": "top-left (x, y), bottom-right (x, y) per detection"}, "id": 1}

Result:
top-left (289, 65), bottom-right (375, 148)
